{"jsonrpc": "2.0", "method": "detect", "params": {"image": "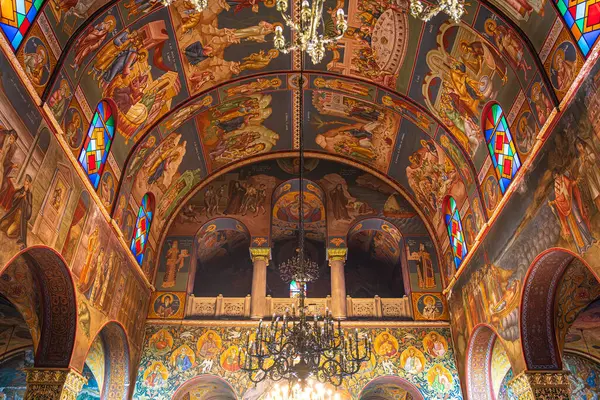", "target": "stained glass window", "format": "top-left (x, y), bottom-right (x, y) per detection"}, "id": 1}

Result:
top-left (444, 197), bottom-right (468, 269)
top-left (78, 100), bottom-right (115, 189)
top-left (555, 0), bottom-right (600, 56)
top-left (0, 0), bottom-right (44, 50)
top-left (290, 280), bottom-right (306, 298)
top-left (130, 194), bottom-right (154, 265)
top-left (484, 103), bottom-right (521, 194)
